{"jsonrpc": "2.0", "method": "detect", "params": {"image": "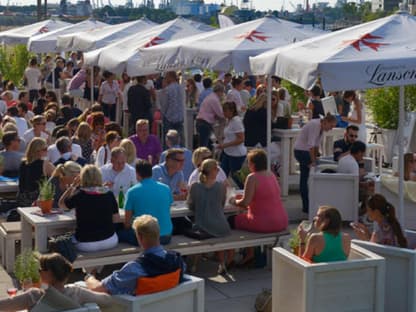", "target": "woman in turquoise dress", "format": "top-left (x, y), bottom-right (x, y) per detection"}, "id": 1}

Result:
top-left (298, 206), bottom-right (351, 263)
